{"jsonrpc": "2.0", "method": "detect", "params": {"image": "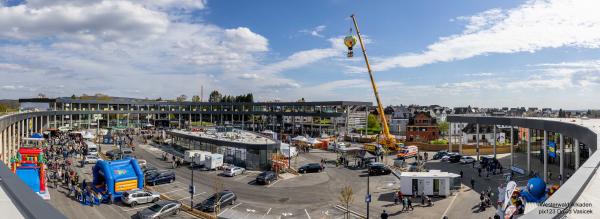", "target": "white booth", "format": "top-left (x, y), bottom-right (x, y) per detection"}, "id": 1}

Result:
top-left (400, 170), bottom-right (460, 197)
